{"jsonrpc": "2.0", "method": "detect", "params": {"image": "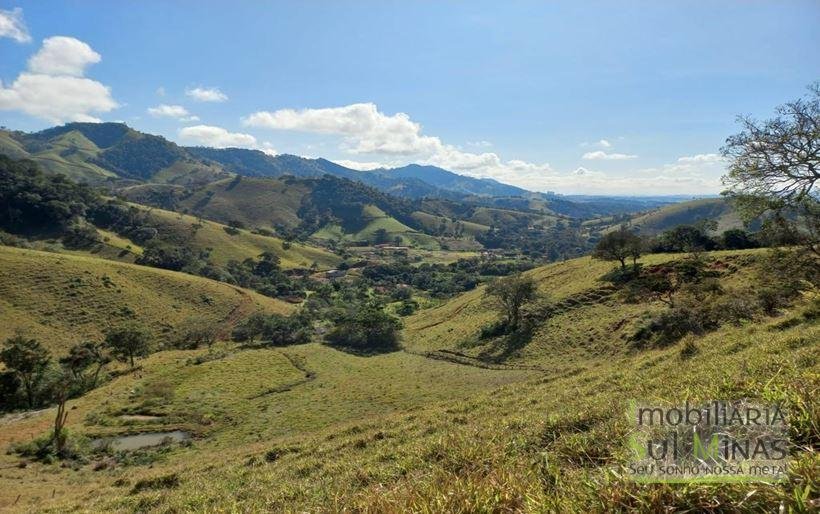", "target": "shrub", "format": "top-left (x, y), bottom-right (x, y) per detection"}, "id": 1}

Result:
top-left (325, 307), bottom-right (401, 353)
